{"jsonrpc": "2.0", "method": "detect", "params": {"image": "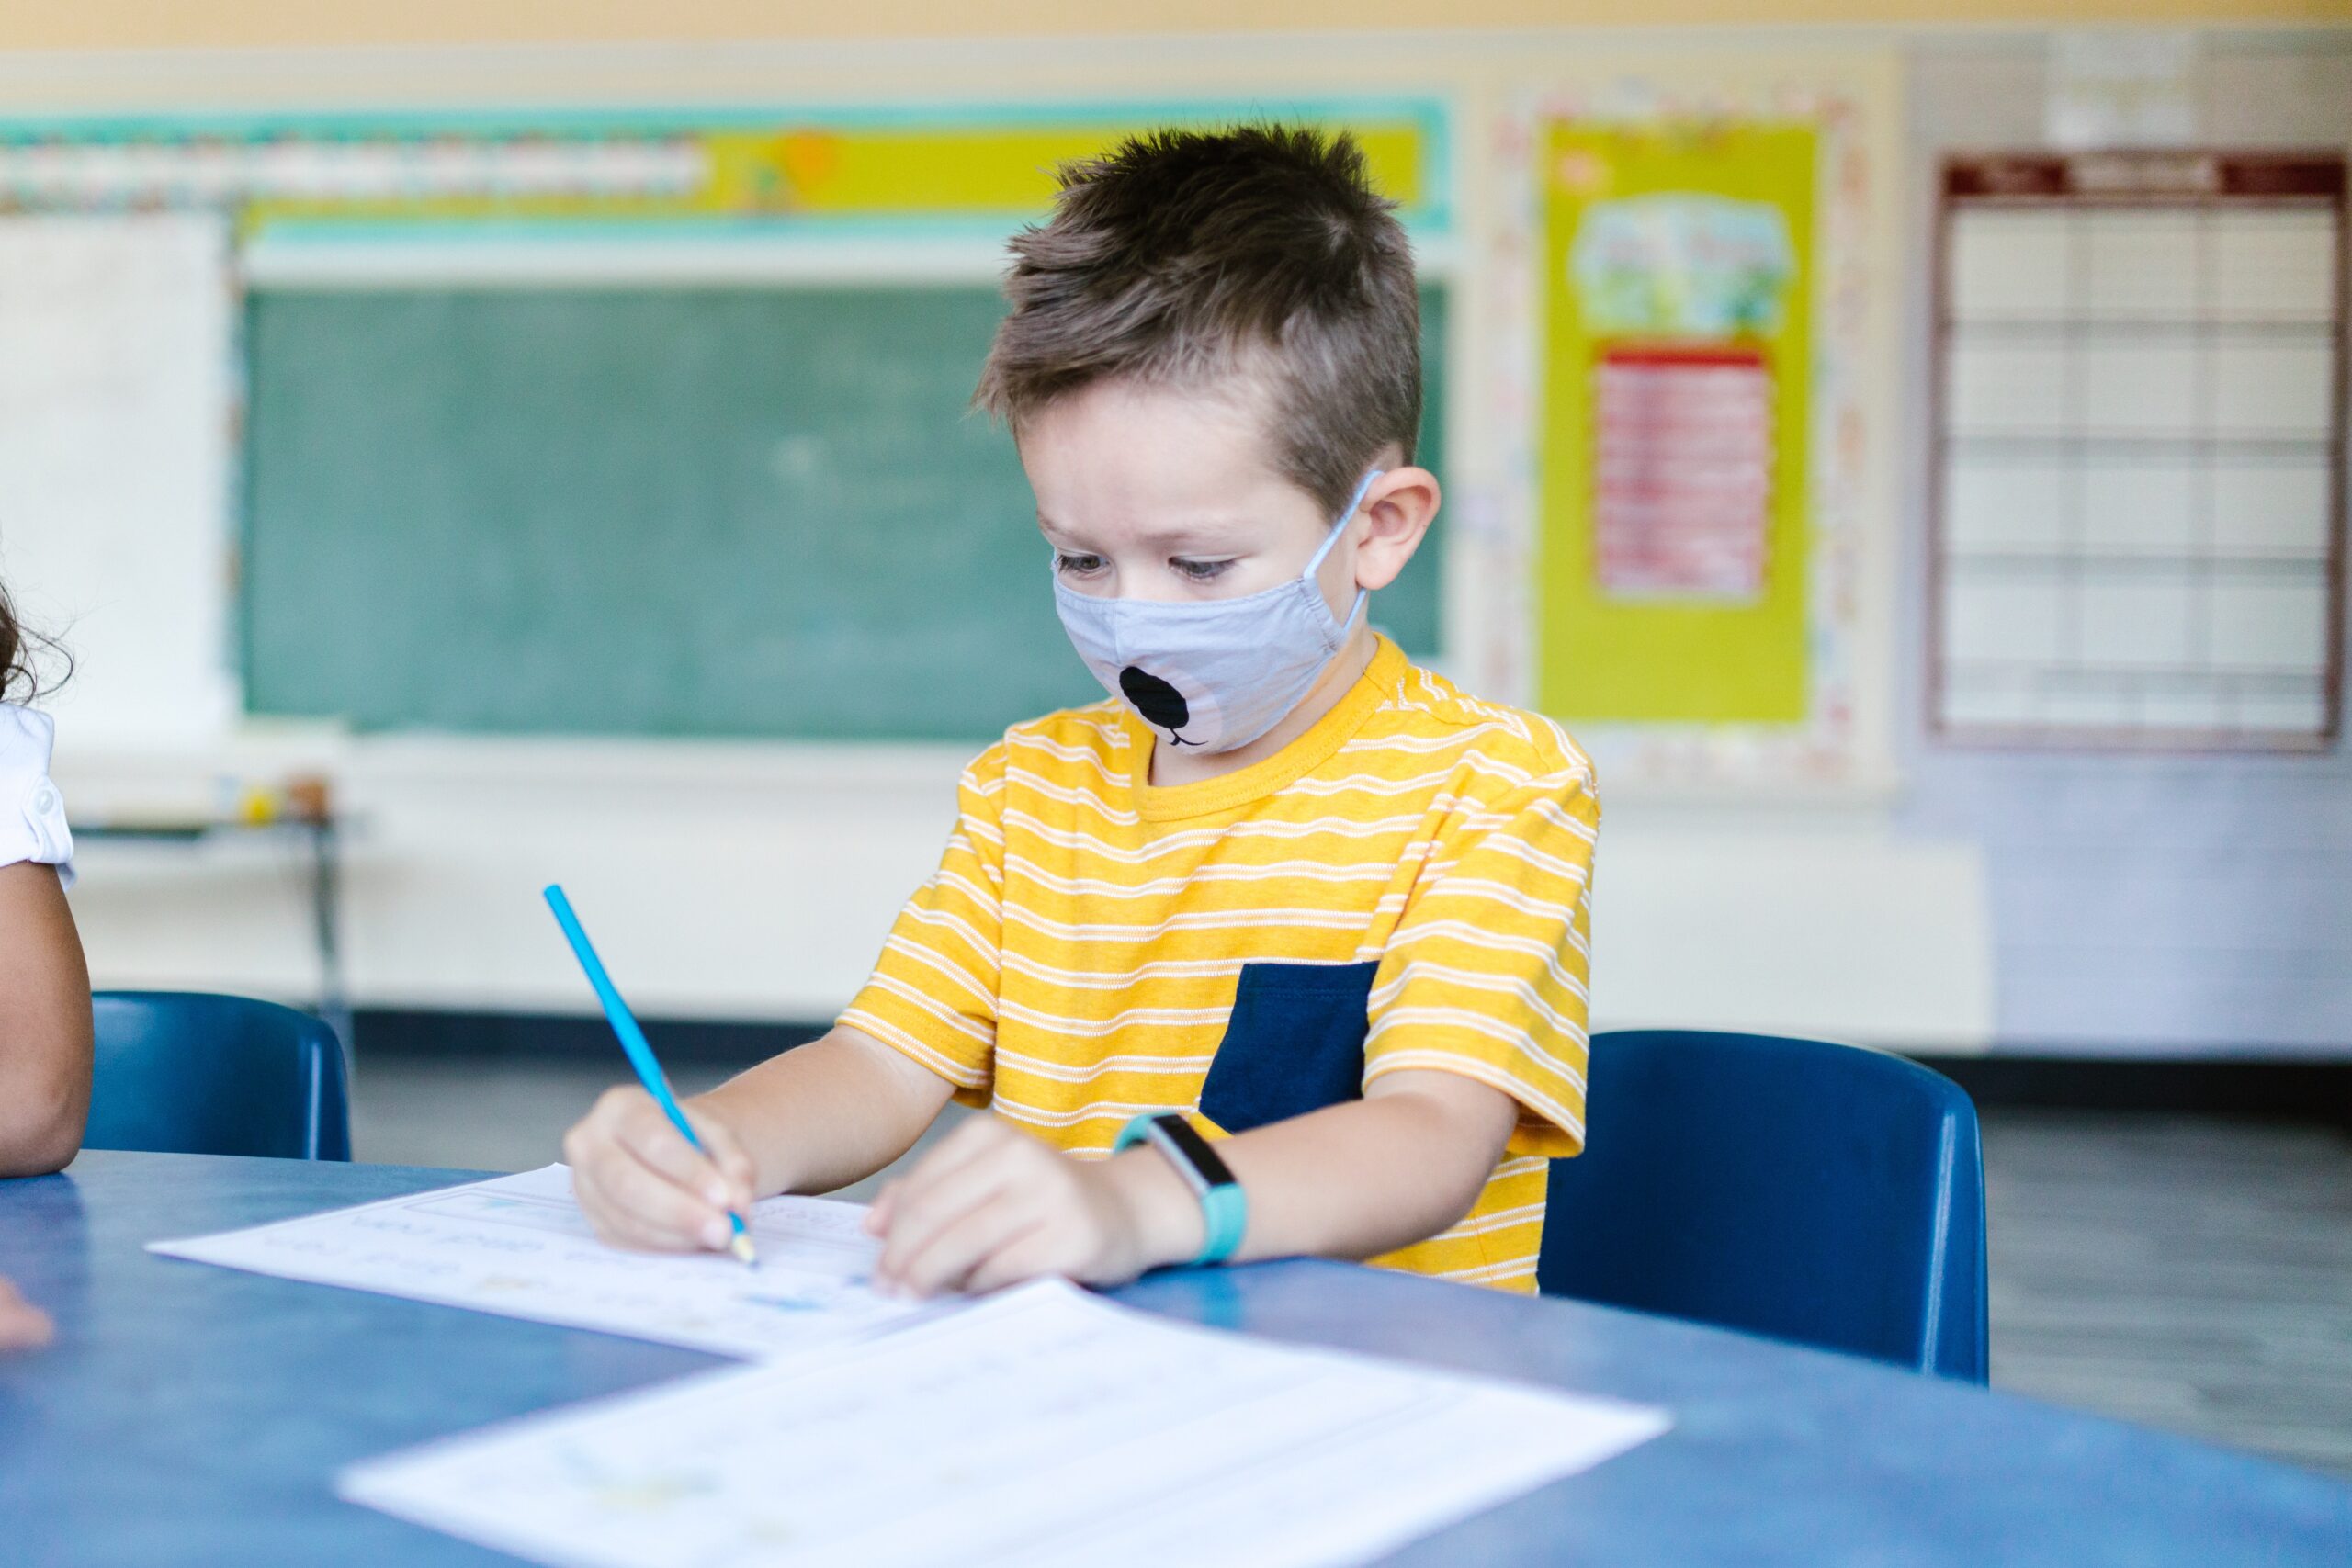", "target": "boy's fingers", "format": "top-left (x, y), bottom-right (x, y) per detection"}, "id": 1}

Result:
top-left (960, 1228), bottom-right (1066, 1295)
top-left (592, 1144), bottom-right (729, 1250)
top-left (570, 1164), bottom-right (678, 1252)
top-left (613, 1100), bottom-right (729, 1207)
top-left (876, 1119), bottom-right (1023, 1236)
top-left (886, 1132), bottom-right (1019, 1231)
top-left (682, 1106), bottom-right (757, 1208)
top-left (895, 1116), bottom-right (1013, 1198)
top-left (562, 1097), bottom-right (727, 1253)
top-left (876, 1154), bottom-right (1019, 1287)
top-left (893, 1193), bottom-right (1045, 1298)
top-left (566, 1165), bottom-right (645, 1247)
top-left (0, 1279), bottom-right (53, 1351)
